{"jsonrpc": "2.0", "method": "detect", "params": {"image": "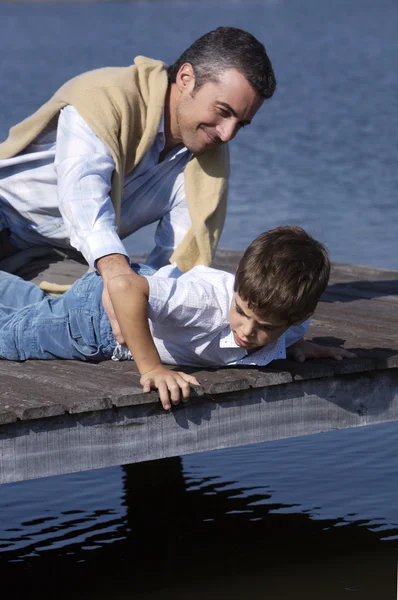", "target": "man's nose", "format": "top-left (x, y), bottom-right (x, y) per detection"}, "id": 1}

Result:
top-left (217, 120), bottom-right (238, 143)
